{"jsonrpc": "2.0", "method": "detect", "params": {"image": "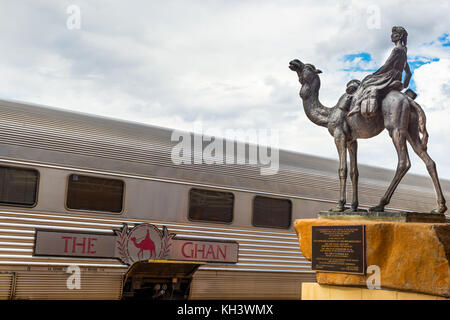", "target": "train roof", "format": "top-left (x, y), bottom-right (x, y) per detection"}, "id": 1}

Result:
top-left (0, 98), bottom-right (448, 212)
